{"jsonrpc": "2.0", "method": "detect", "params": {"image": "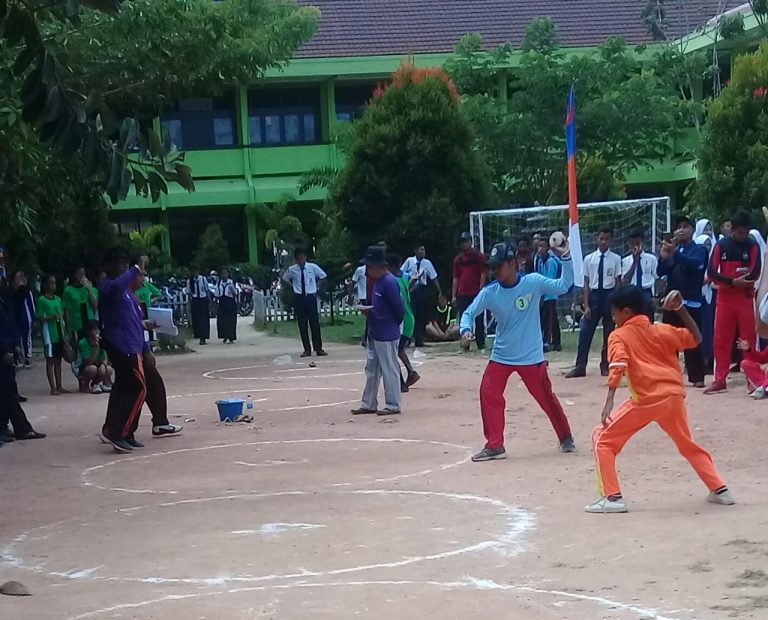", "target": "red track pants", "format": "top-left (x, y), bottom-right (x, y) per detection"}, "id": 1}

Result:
top-left (479, 360), bottom-right (572, 449)
top-left (741, 358), bottom-right (768, 390)
top-left (714, 297), bottom-right (755, 383)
